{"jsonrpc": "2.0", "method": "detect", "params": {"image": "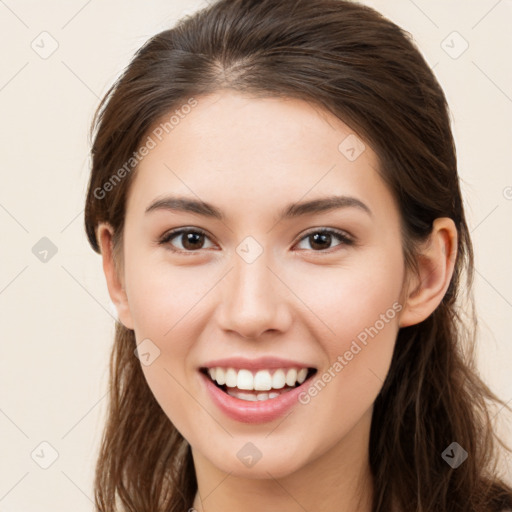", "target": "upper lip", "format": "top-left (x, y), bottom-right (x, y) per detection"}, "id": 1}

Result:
top-left (200, 356), bottom-right (316, 371)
